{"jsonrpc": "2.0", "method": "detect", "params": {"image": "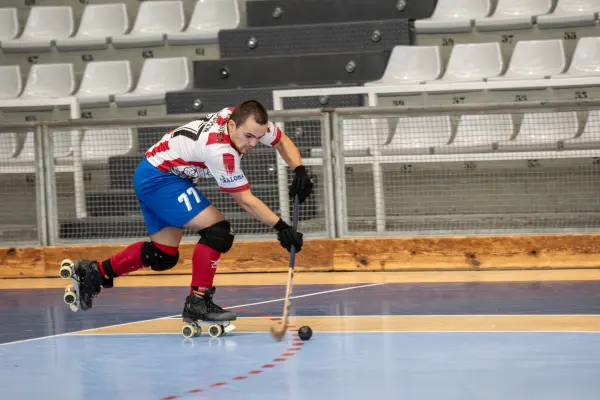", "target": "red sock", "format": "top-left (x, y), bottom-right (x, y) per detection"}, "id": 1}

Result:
top-left (102, 241), bottom-right (178, 277)
top-left (190, 243), bottom-right (221, 294)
